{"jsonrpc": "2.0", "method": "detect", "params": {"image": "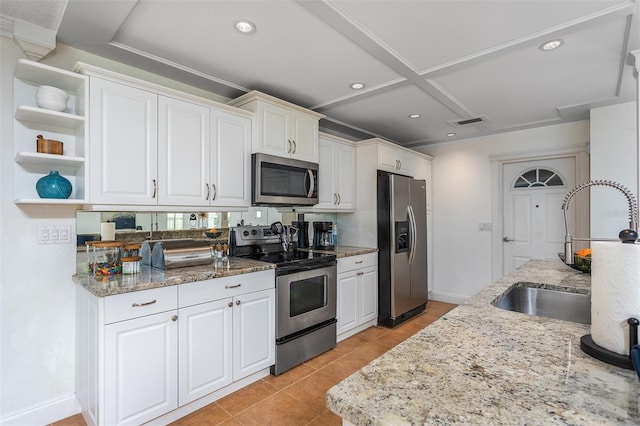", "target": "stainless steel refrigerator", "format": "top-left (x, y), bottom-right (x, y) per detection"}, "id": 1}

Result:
top-left (377, 172), bottom-right (428, 327)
